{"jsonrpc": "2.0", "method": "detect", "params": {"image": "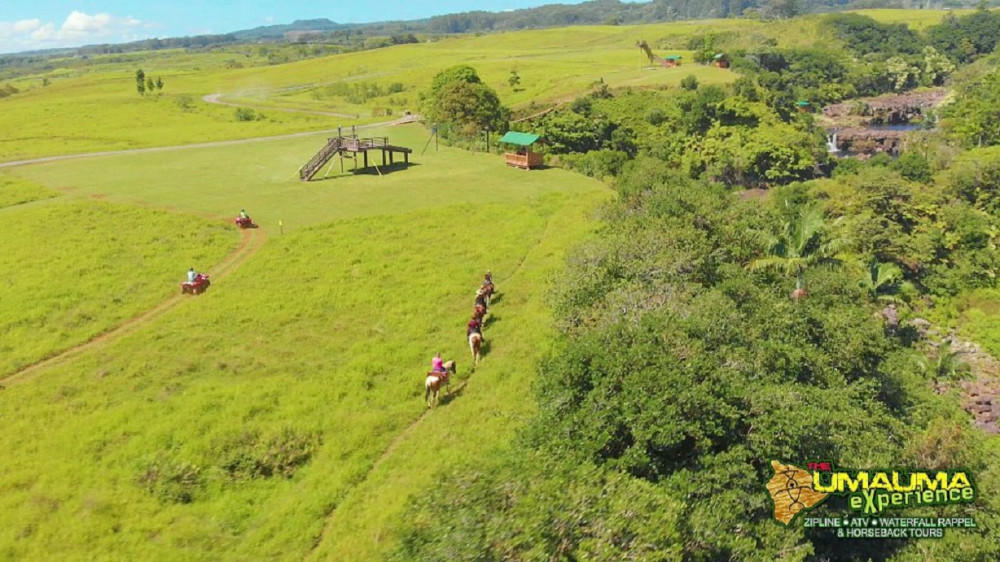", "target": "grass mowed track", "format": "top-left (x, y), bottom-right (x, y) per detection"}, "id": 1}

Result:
top-left (0, 196), bottom-right (236, 379)
top-left (0, 127), bottom-right (610, 559)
